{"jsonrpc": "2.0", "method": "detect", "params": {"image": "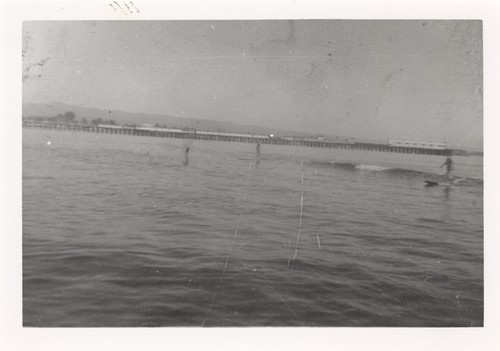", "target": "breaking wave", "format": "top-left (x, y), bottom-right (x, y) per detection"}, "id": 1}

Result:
top-left (307, 161), bottom-right (483, 185)
top-left (355, 164), bottom-right (391, 171)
